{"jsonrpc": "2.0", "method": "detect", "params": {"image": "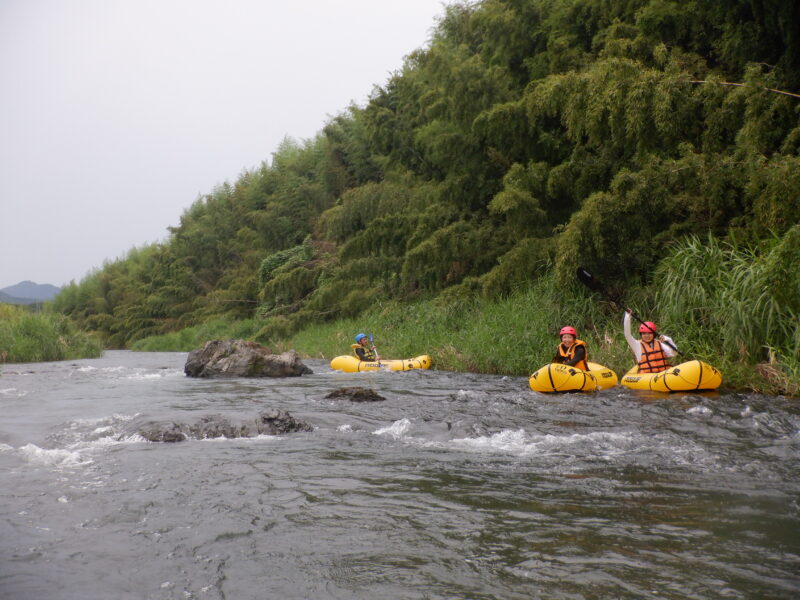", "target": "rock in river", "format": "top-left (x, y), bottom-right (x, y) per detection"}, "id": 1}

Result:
top-left (184, 339), bottom-right (313, 378)
top-left (136, 409), bottom-right (313, 442)
top-left (325, 387), bottom-right (386, 402)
